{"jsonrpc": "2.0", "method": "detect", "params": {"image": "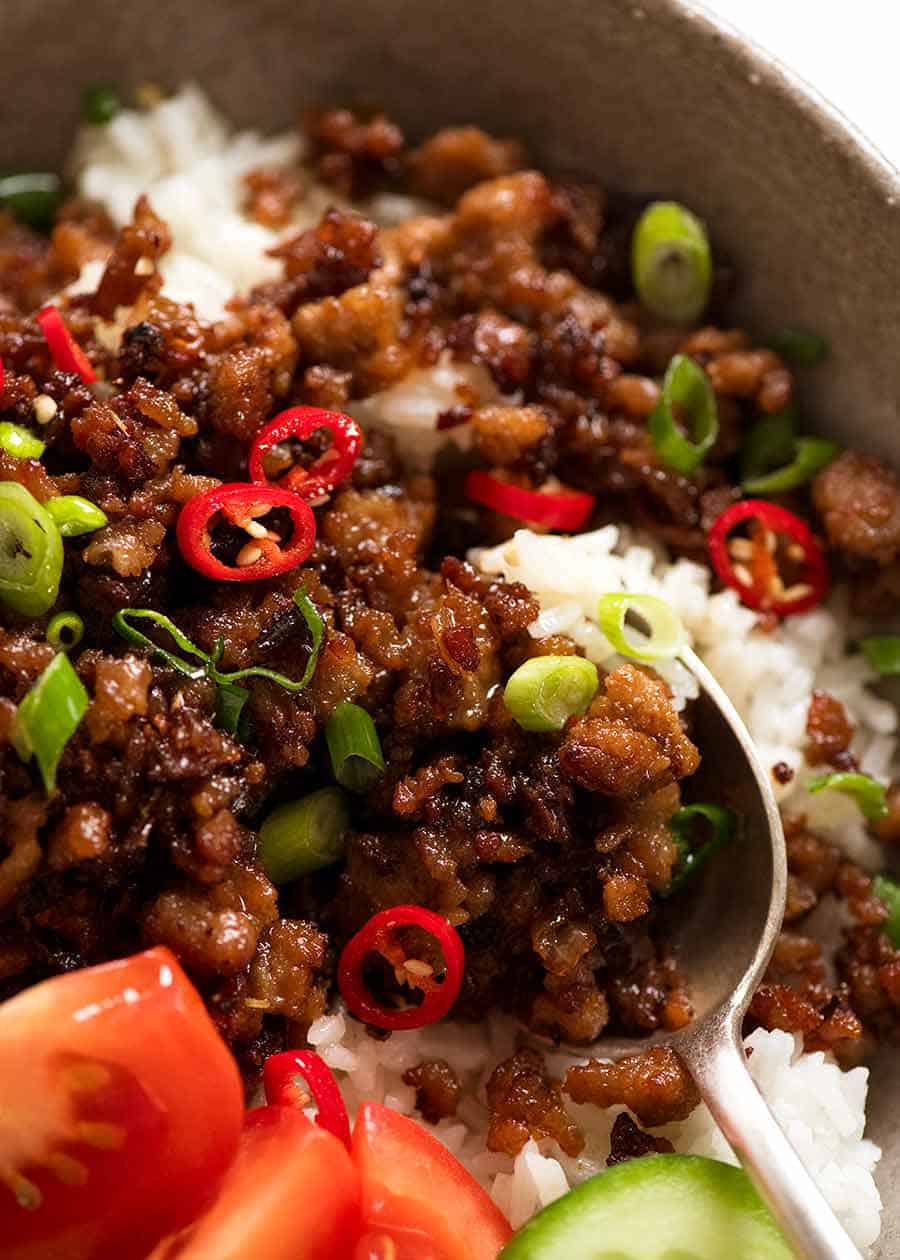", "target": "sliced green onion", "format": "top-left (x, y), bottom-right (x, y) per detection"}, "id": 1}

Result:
top-left (259, 786), bottom-right (351, 883)
top-left (0, 172), bottom-right (64, 231)
top-left (503, 655), bottom-right (598, 733)
top-left (112, 608), bottom-right (211, 680)
top-left (46, 611), bottom-right (84, 651)
top-left (631, 201), bottom-right (712, 324)
top-left (12, 652), bottom-right (88, 792)
top-left (861, 636), bottom-right (900, 676)
top-left (739, 409), bottom-right (797, 484)
top-left (0, 422), bottom-right (45, 460)
top-left (83, 84), bottom-right (121, 126)
top-left (215, 681), bottom-right (250, 737)
top-left (665, 803), bottom-right (736, 895)
top-left (325, 702), bottom-right (386, 792)
top-left (222, 586), bottom-right (324, 693)
top-left (873, 875), bottom-right (900, 948)
top-left (46, 494), bottom-right (108, 537)
top-left (597, 592), bottom-right (687, 663)
top-left (807, 771), bottom-right (888, 821)
top-left (742, 437), bottom-right (839, 495)
top-left (766, 328), bottom-right (829, 366)
top-left (114, 589), bottom-right (324, 737)
top-left (0, 481), bottom-right (64, 616)
top-left (648, 354), bottom-right (718, 476)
